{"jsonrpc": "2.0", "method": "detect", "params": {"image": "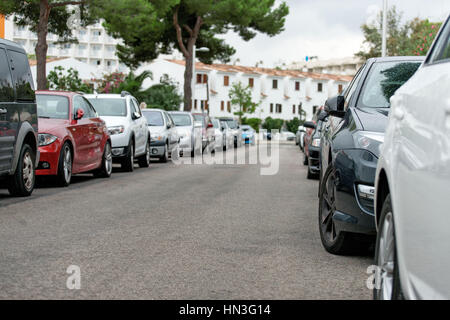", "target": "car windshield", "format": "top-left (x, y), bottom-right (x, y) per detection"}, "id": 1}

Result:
top-left (143, 111), bottom-right (164, 126)
top-left (192, 114), bottom-right (205, 123)
top-left (212, 119), bottom-right (220, 128)
top-left (36, 95), bottom-right (69, 119)
top-left (88, 98), bottom-right (127, 116)
top-left (359, 61), bottom-right (421, 108)
top-left (226, 120), bottom-right (237, 129)
top-left (171, 114), bottom-right (192, 126)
